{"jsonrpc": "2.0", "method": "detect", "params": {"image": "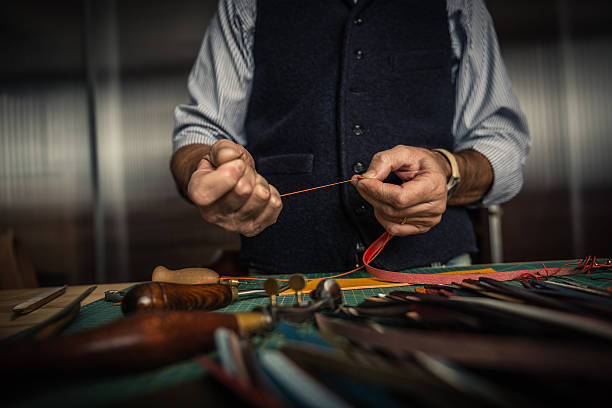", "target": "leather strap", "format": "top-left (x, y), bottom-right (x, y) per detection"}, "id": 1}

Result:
top-left (363, 231), bottom-right (579, 284)
top-left (431, 148), bottom-right (460, 198)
